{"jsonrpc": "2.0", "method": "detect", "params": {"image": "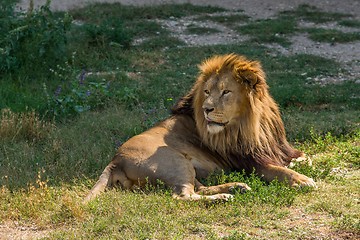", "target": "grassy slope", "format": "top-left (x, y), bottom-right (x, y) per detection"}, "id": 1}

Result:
top-left (0, 3), bottom-right (359, 239)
